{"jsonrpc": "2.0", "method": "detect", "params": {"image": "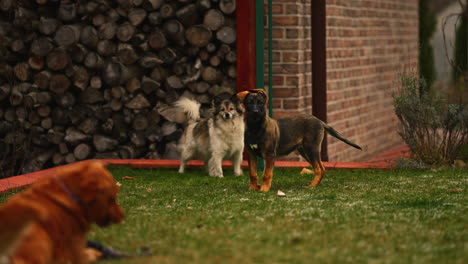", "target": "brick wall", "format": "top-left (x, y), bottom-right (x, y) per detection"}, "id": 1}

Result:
top-left (326, 0), bottom-right (419, 161)
top-left (267, 0), bottom-right (419, 161)
top-left (267, 0), bottom-right (312, 120)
